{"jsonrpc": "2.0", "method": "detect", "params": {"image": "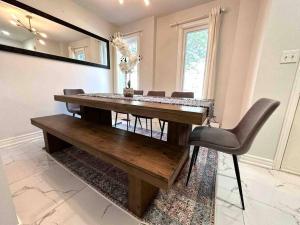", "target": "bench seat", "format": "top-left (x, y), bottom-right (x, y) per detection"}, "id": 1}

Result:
top-left (31, 114), bottom-right (188, 216)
